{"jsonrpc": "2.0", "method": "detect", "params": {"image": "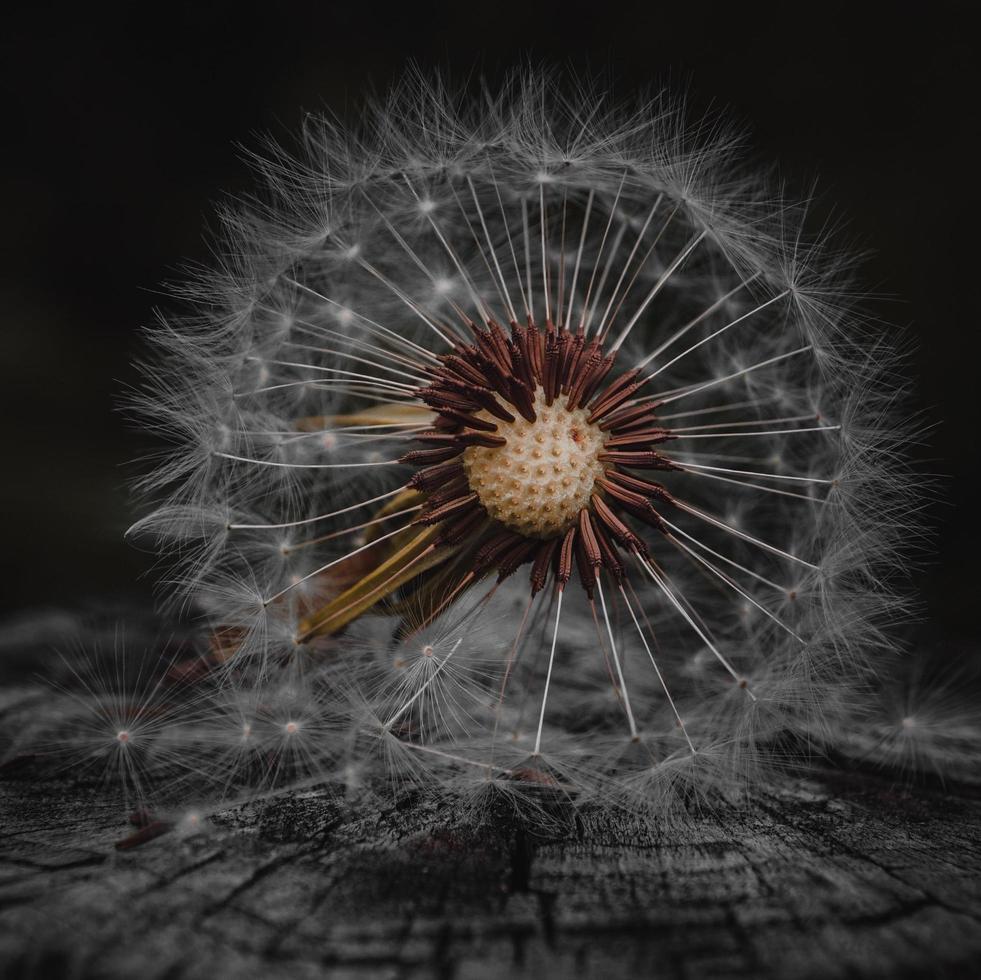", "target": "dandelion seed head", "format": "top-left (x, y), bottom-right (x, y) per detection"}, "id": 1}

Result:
top-left (121, 69), bottom-right (927, 815)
